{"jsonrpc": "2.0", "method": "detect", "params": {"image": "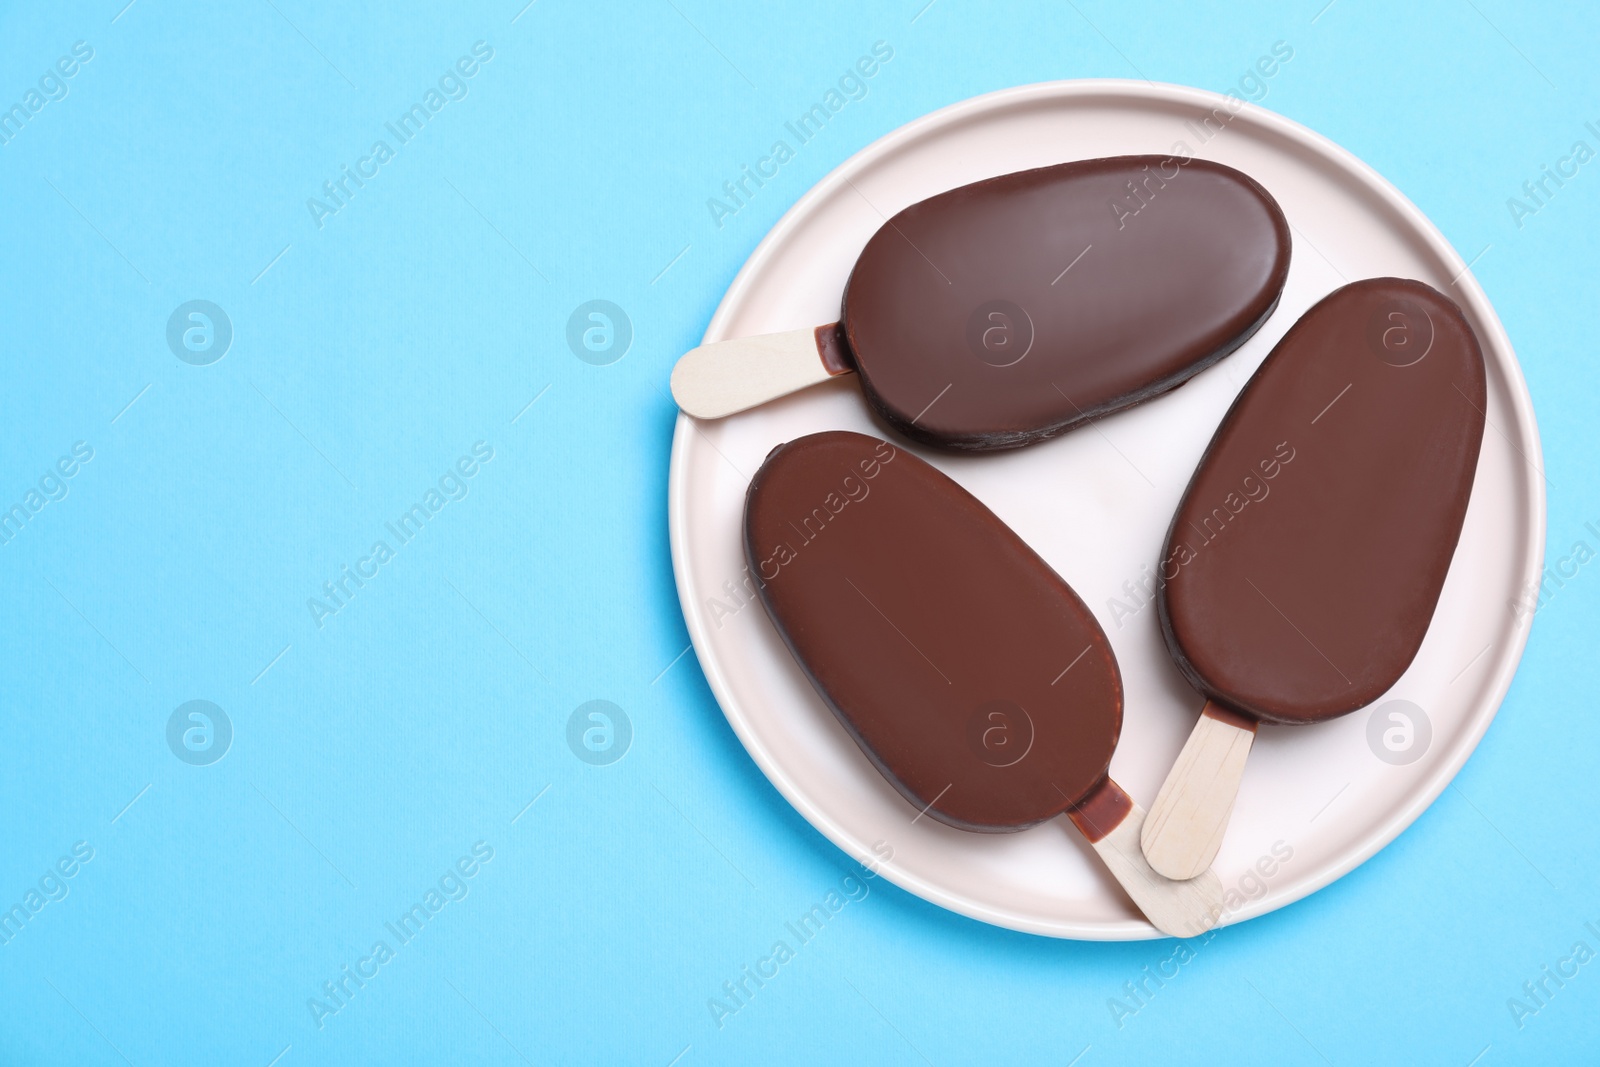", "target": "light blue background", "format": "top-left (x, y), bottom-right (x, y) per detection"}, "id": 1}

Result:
top-left (2, 1), bottom-right (1596, 1063)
